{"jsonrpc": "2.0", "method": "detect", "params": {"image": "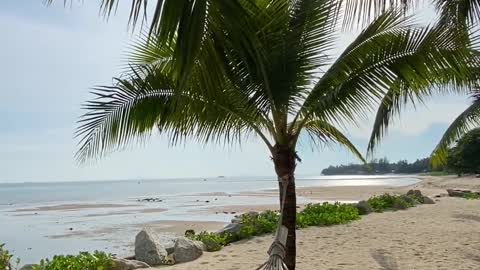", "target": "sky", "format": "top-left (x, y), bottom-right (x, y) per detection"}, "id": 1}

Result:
top-left (0, 1), bottom-right (474, 182)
